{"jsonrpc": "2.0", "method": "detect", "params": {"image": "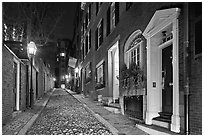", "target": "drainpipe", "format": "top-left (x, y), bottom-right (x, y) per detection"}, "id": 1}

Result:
top-left (183, 3), bottom-right (190, 135)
